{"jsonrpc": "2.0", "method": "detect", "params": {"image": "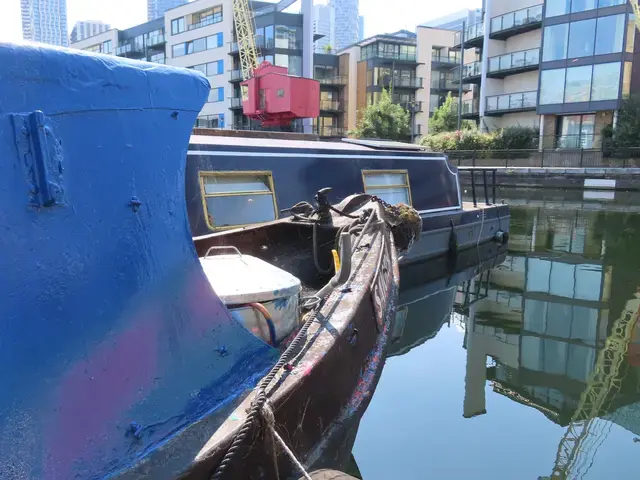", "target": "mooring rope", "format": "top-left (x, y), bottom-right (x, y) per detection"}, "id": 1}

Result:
top-left (261, 403), bottom-right (313, 480)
